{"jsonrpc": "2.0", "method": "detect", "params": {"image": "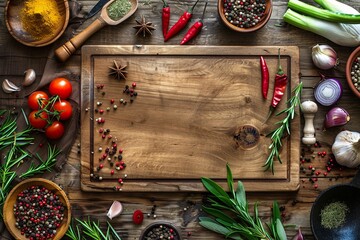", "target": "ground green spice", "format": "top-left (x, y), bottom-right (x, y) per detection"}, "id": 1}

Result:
top-left (320, 201), bottom-right (349, 229)
top-left (107, 0), bottom-right (132, 21)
